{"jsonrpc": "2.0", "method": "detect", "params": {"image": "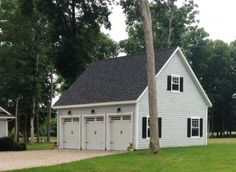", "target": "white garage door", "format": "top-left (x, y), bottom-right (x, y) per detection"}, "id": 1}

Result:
top-left (63, 118), bottom-right (80, 149)
top-left (84, 116), bottom-right (104, 150)
top-left (110, 115), bottom-right (131, 150)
